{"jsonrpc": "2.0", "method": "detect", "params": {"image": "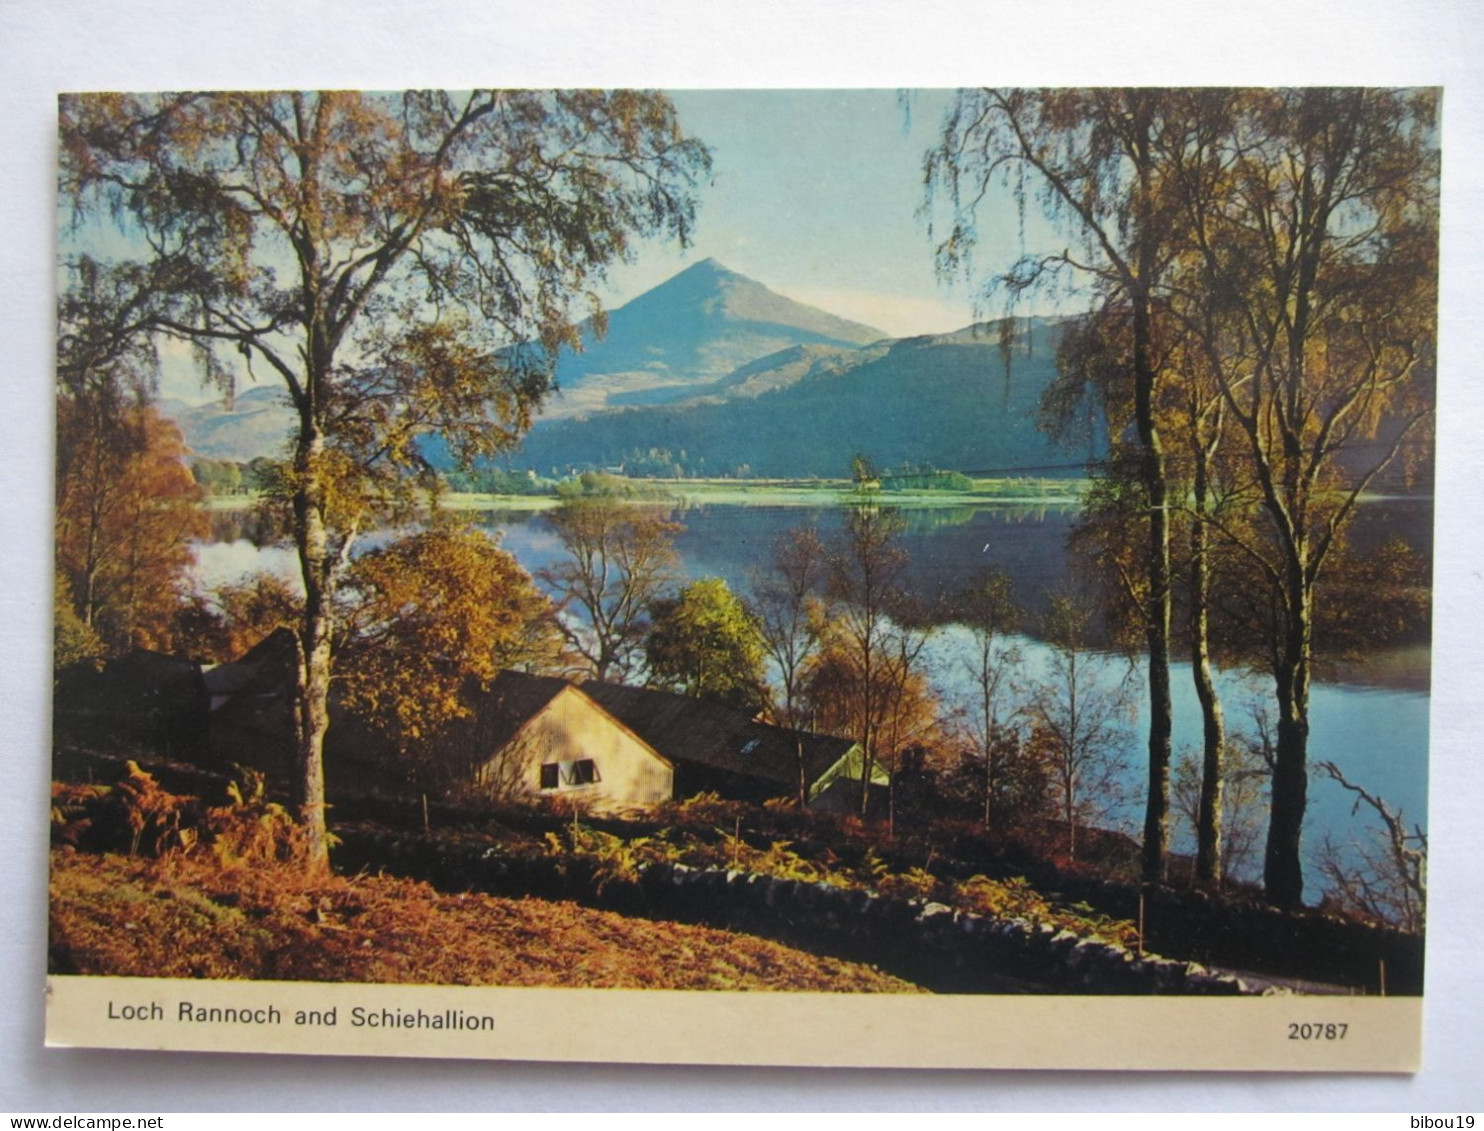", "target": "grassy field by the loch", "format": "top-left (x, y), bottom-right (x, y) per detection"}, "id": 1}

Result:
top-left (436, 476), bottom-right (1089, 512)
